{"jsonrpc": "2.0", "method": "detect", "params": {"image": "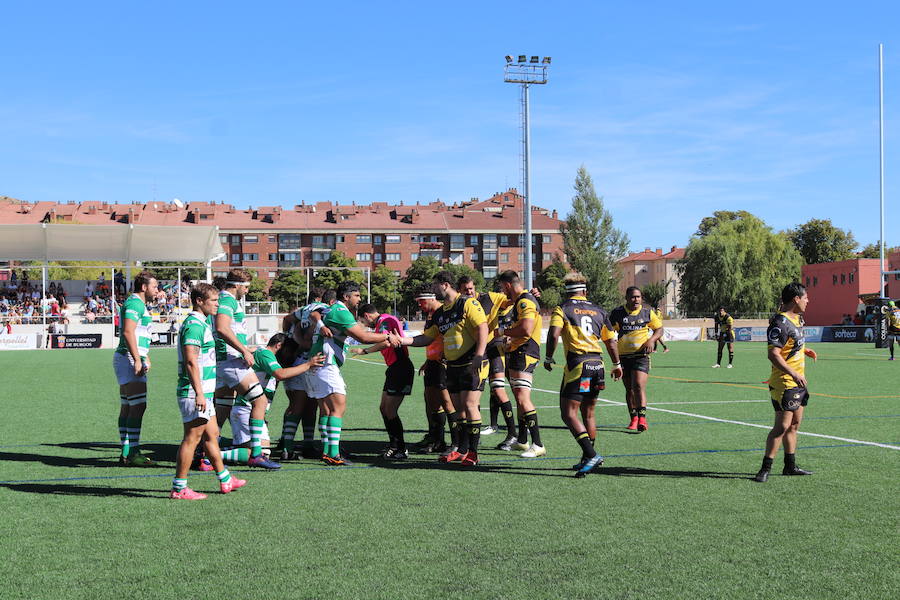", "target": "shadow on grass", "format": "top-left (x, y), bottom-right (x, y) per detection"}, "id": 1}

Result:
top-left (0, 482), bottom-right (166, 498)
top-left (599, 465), bottom-right (749, 479)
top-left (0, 443), bottom-right (174, 468)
